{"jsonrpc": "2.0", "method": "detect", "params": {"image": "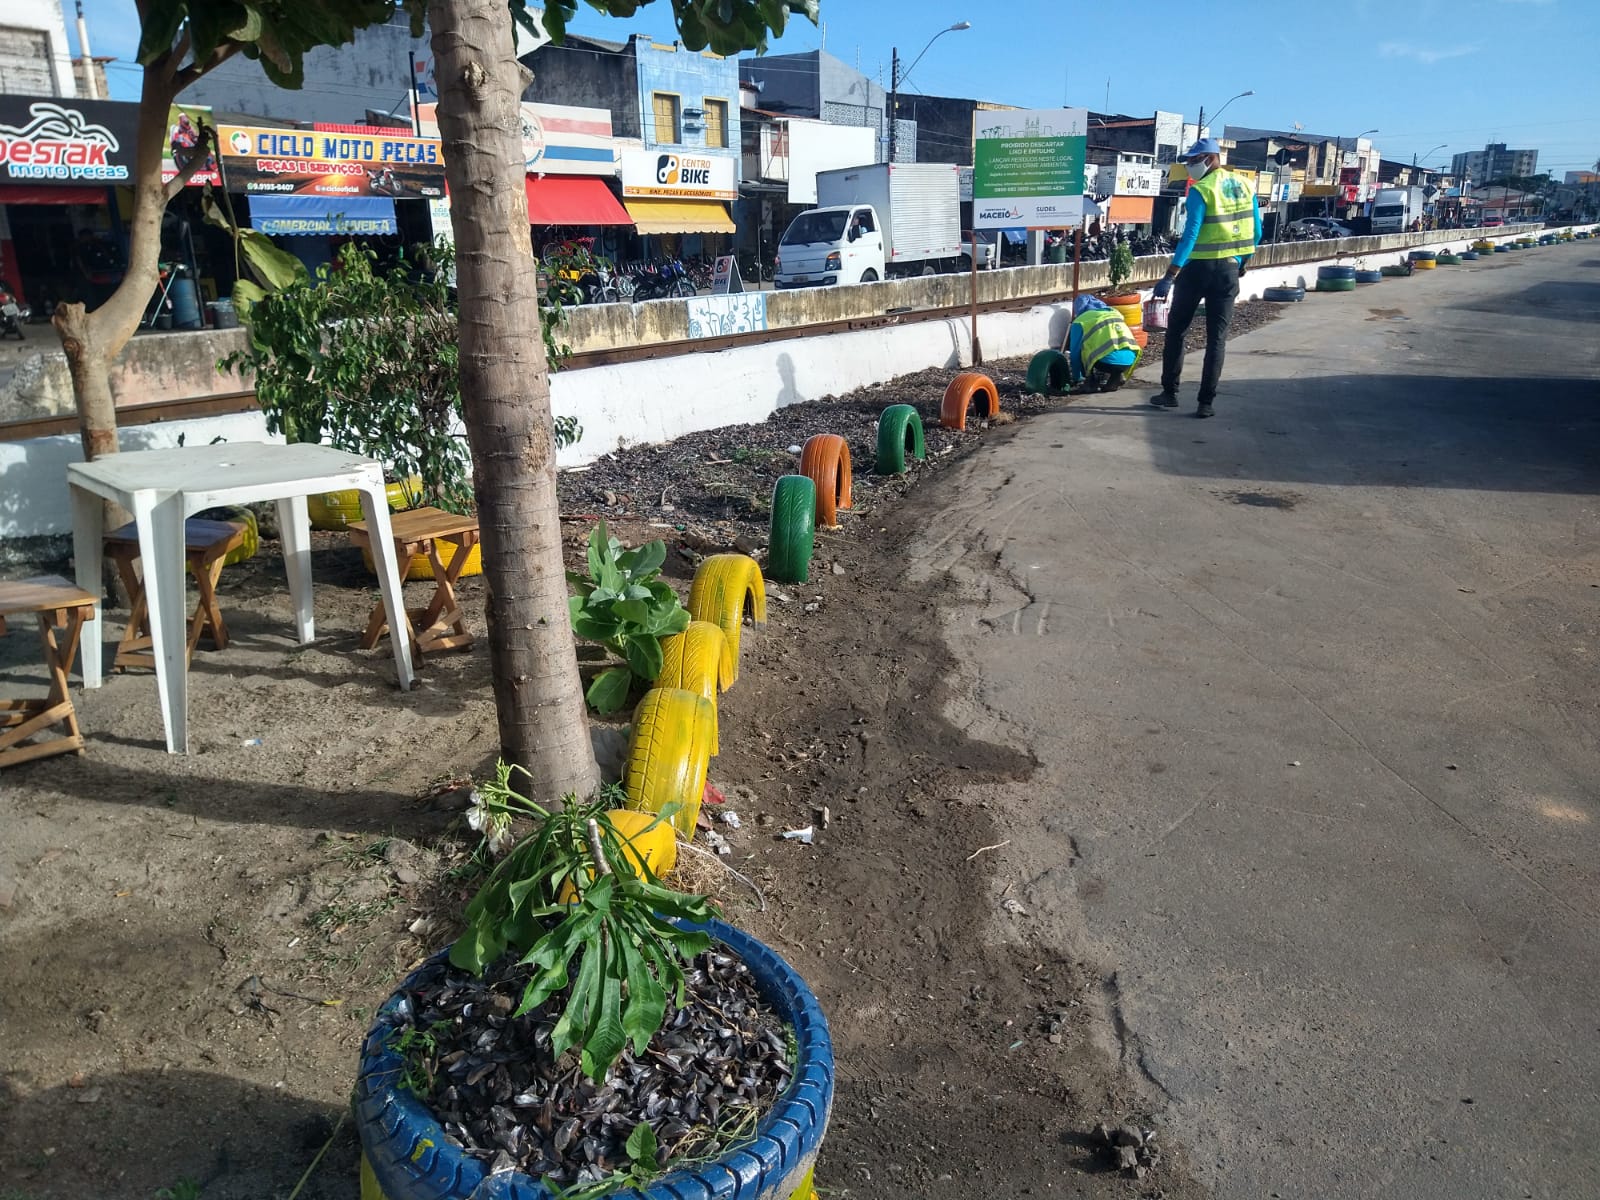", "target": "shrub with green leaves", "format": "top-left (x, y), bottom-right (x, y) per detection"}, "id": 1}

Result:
top-left (451, 765), bottom-right (716, 1082)
top-left (568, 521), bottom-right (691, 712)
top-left (1109, 241), bottom-right (1135, 292)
